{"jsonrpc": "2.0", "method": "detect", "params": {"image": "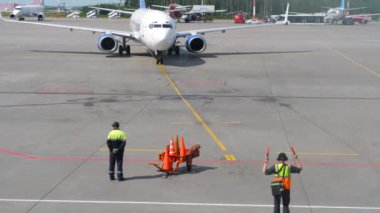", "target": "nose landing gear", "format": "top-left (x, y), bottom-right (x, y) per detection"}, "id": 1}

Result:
top-left (156, 51), bottom-right (164, 65)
